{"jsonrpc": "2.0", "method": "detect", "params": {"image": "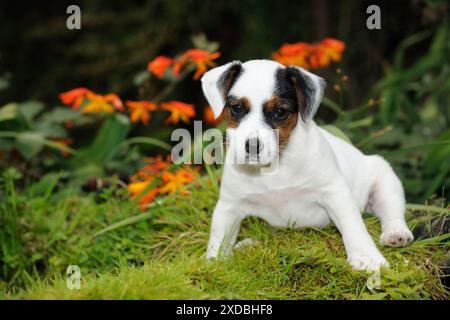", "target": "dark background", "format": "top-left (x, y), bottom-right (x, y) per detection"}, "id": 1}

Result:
top-left (0, 0), bottom-right (446, 121)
